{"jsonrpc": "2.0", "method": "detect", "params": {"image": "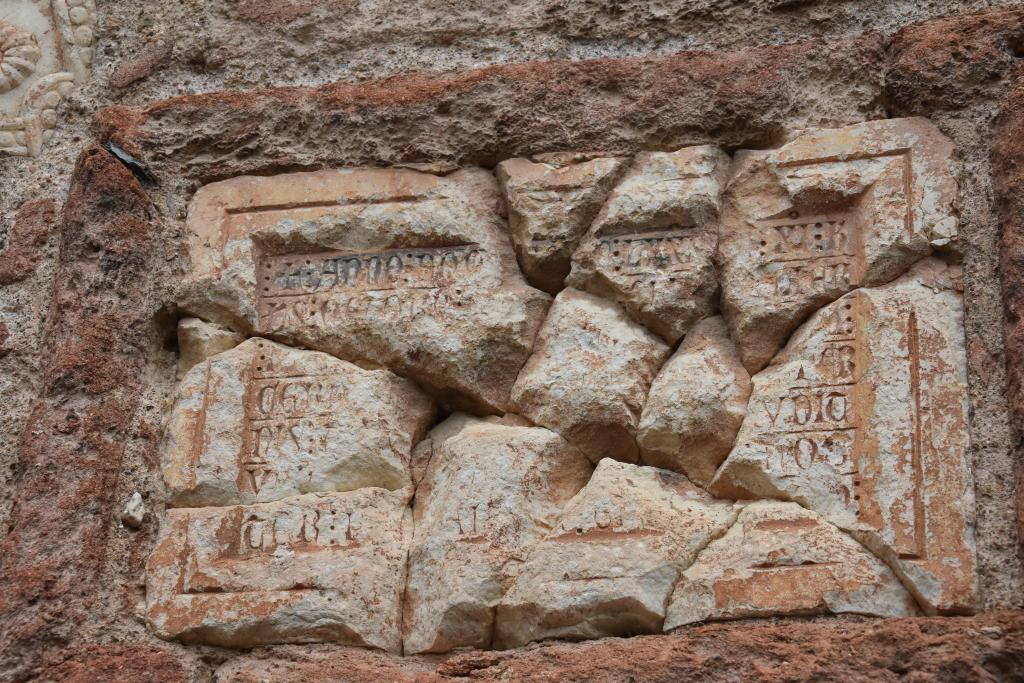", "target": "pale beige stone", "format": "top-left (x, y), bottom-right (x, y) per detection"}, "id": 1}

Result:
top-left (162, 338), bottom-right (434, 507)
top-left (567, 145), bottom-right (729, 343)
top-left (637, 316), bottom-right (751, 486)
top-left (403, 414), bottom-right (593, 654)
top-left (146, 488), bottom-right (412, 650)
top-left (493, 460), bottom-right (736, 648)
top-left (711, 259), bottom-right (976, 613)
top-left (176, 317), bottom-right (245, 378)
top-left (510, 288), bottom-right (670, 463)
top-left (664, 501), bottom-right (919, 629)
top-left (181, 167), bottom-right (551, 413)
top-left (497, 155), bottom-right (626, 294)
top-left (718, 118), bottom-right (958, 371)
